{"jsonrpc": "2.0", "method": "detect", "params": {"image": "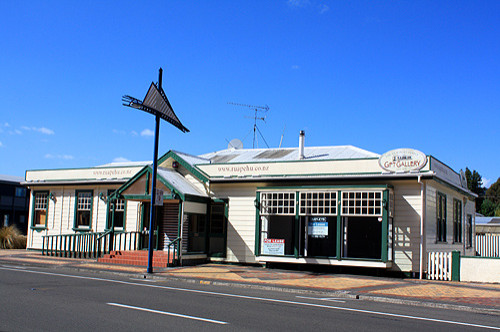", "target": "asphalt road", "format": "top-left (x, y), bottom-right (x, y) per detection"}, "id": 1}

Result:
top-left (0, 264), bottom-right (499, 331)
